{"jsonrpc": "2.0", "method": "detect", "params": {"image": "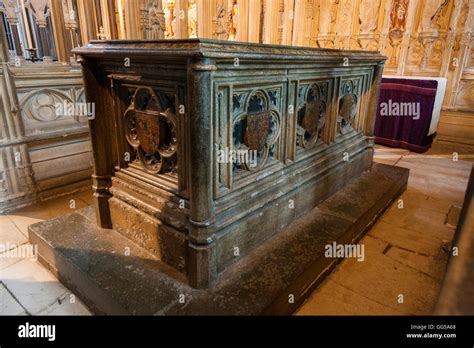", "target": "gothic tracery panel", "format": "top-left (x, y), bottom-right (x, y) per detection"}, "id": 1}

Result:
top-left (232, 89), bottom-right (281, 172)
top-left (123, 87), bottom-right (178, 175)
top-left (337, 79), bottom-right (361, 137)
top-left (296, 81), bottom-right (330, 149)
